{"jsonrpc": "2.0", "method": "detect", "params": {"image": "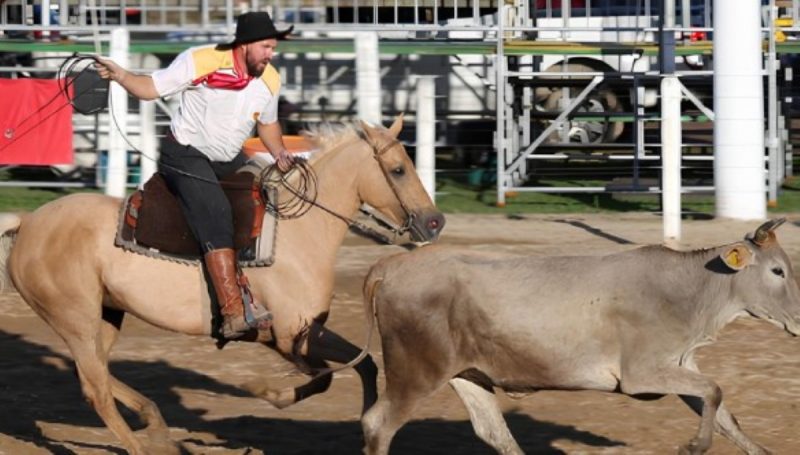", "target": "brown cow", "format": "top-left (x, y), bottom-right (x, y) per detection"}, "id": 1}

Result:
top-left (361, 219), bottom-right (799, 455)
